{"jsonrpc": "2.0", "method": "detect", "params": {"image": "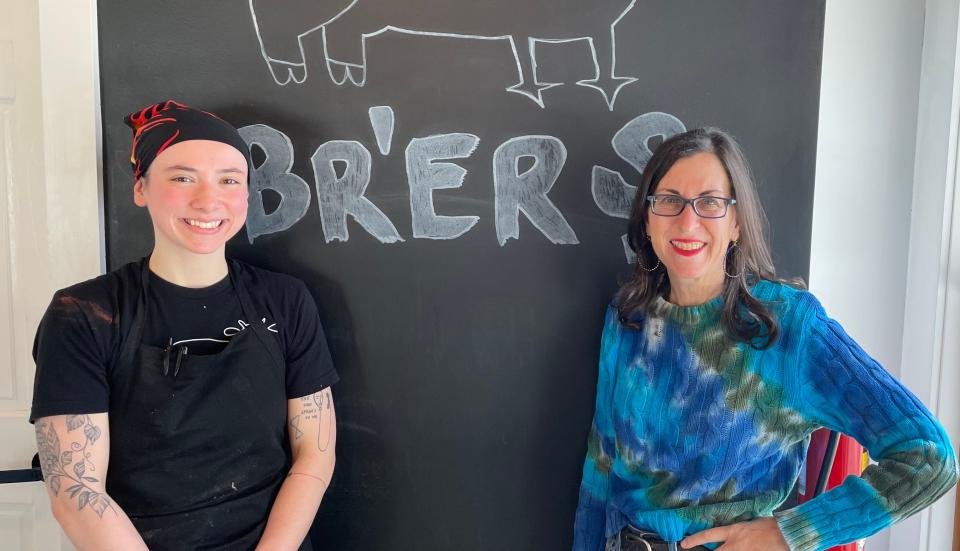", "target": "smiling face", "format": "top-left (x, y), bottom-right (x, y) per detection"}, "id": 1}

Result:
top-left (133, 139), bottom-right (249, 261)
top-left (646, 152), bottom-right (740, 304)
